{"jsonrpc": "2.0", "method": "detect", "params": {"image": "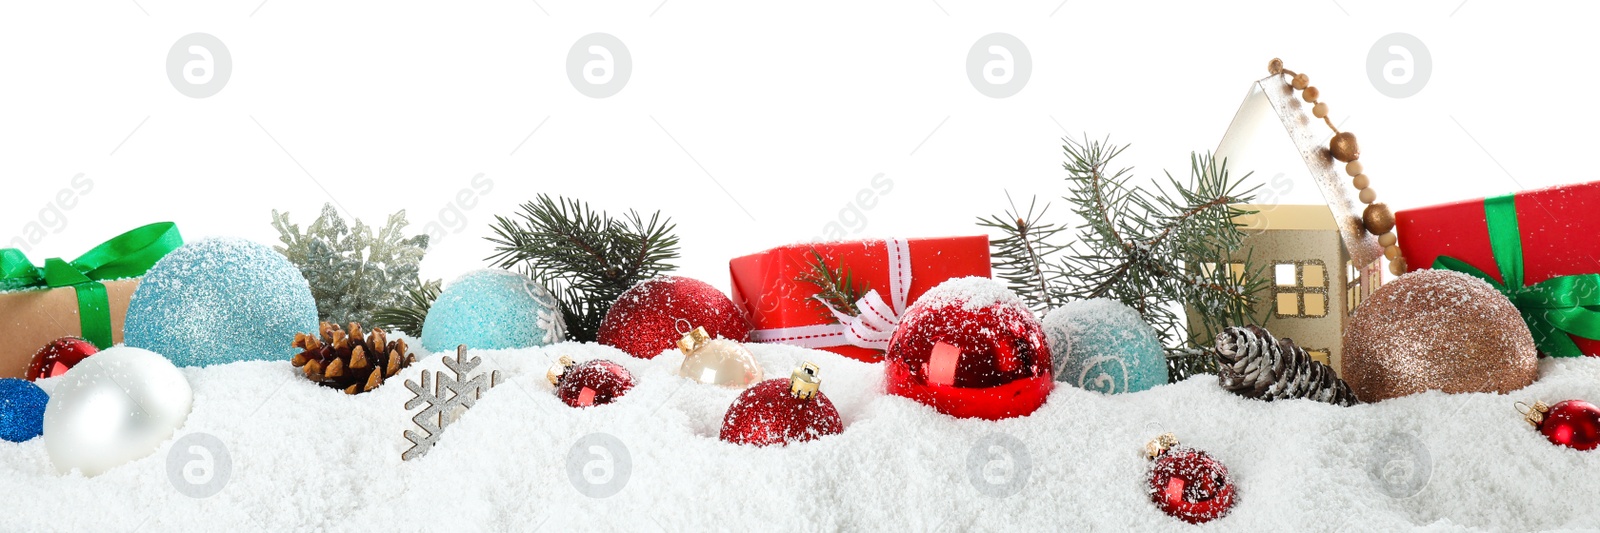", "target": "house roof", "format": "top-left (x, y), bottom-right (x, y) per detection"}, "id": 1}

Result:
top-left (1233, 204), bottom-right (1339, 232)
